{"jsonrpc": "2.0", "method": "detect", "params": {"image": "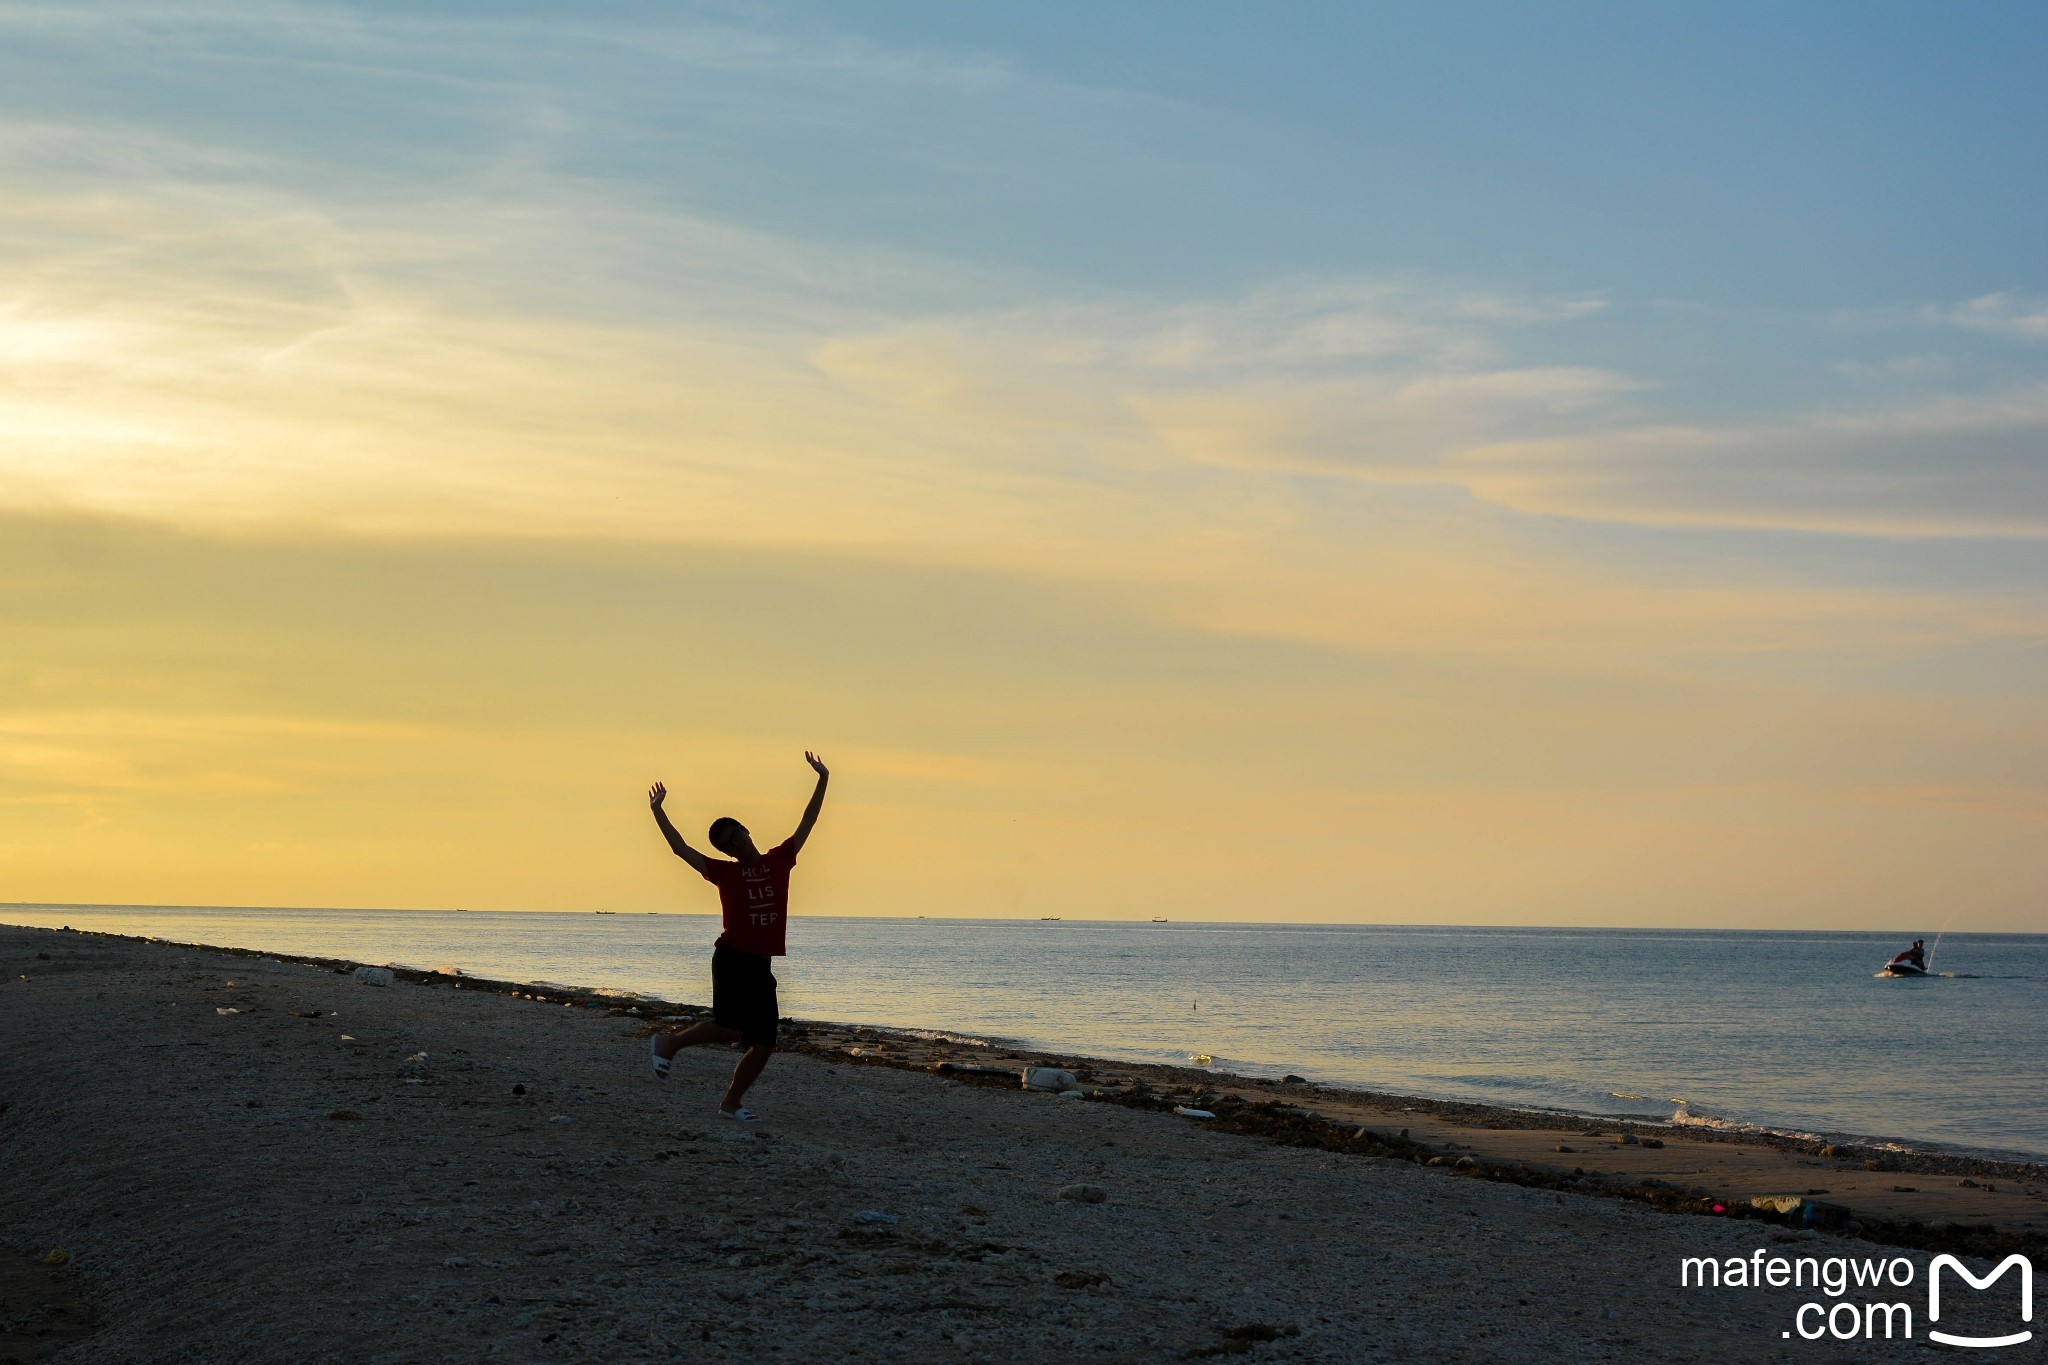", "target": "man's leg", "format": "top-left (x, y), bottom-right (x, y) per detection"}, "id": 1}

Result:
top-left (722, 1045), bottom-right (774, 1113)
top-left (654, 1018), bottom-right (741, 1061)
